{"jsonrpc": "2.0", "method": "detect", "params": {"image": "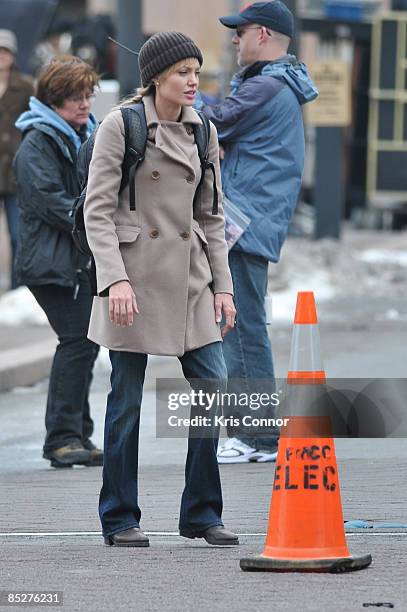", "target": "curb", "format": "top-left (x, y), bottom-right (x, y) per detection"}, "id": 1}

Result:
top-left (0, 341), bottom-right (180, 393)
top-left (0, 338), bottom-right (57, 392)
